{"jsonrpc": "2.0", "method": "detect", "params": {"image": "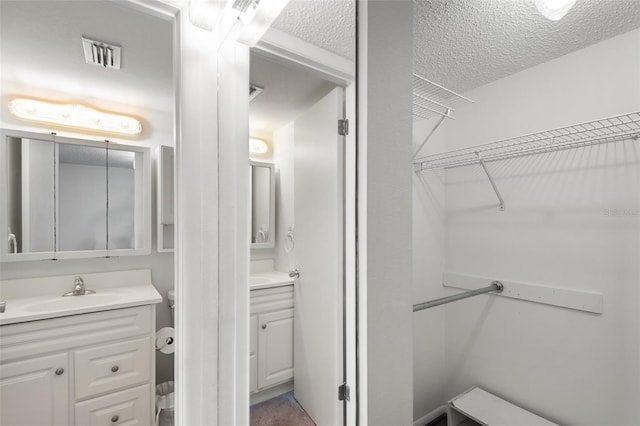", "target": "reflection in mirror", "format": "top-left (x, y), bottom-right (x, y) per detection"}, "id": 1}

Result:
top-left (107, 148), bottom-right (136, 250)
top-left (57, 143), bottom-right (107, 251)
top-left (250, 161), bottom-right (275, 248)
top-left (6, 136), bottom-right (55, 254)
